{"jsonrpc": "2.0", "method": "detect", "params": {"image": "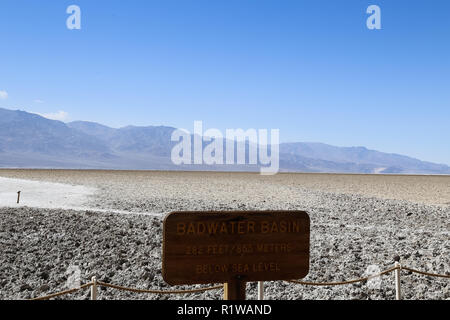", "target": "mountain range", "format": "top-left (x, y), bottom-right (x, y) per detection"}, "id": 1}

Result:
top-left (0, 107), bottom-right (449, 174)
